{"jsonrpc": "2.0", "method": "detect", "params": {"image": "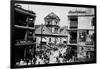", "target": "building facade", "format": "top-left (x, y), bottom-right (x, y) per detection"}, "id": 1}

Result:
top-left (13, 5), bottom-right (36, 65)
top-left (35, 12), bottom-right (68, 48)
top-left (67, 9), bottom-right (95, 61)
